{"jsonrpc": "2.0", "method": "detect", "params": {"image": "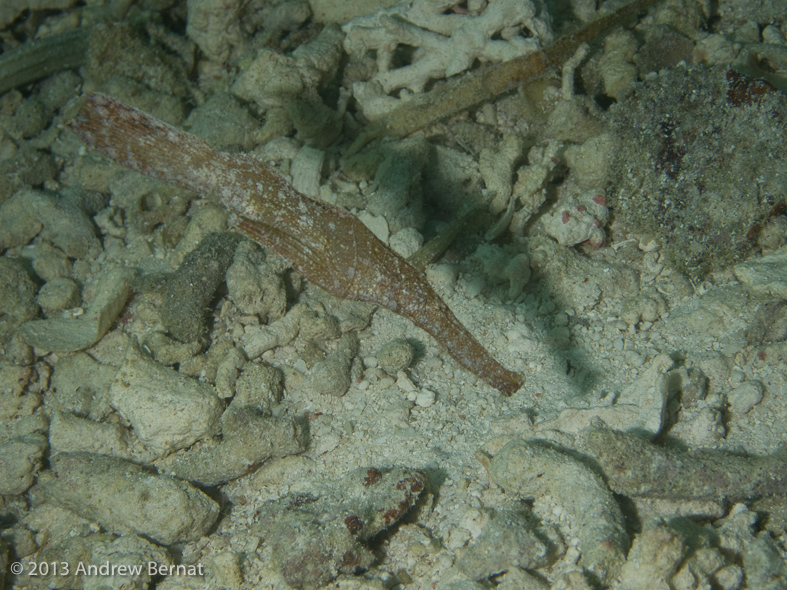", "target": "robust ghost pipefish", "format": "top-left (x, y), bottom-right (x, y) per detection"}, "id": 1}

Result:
top-left (69, 94), bottom-right (523, 395)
